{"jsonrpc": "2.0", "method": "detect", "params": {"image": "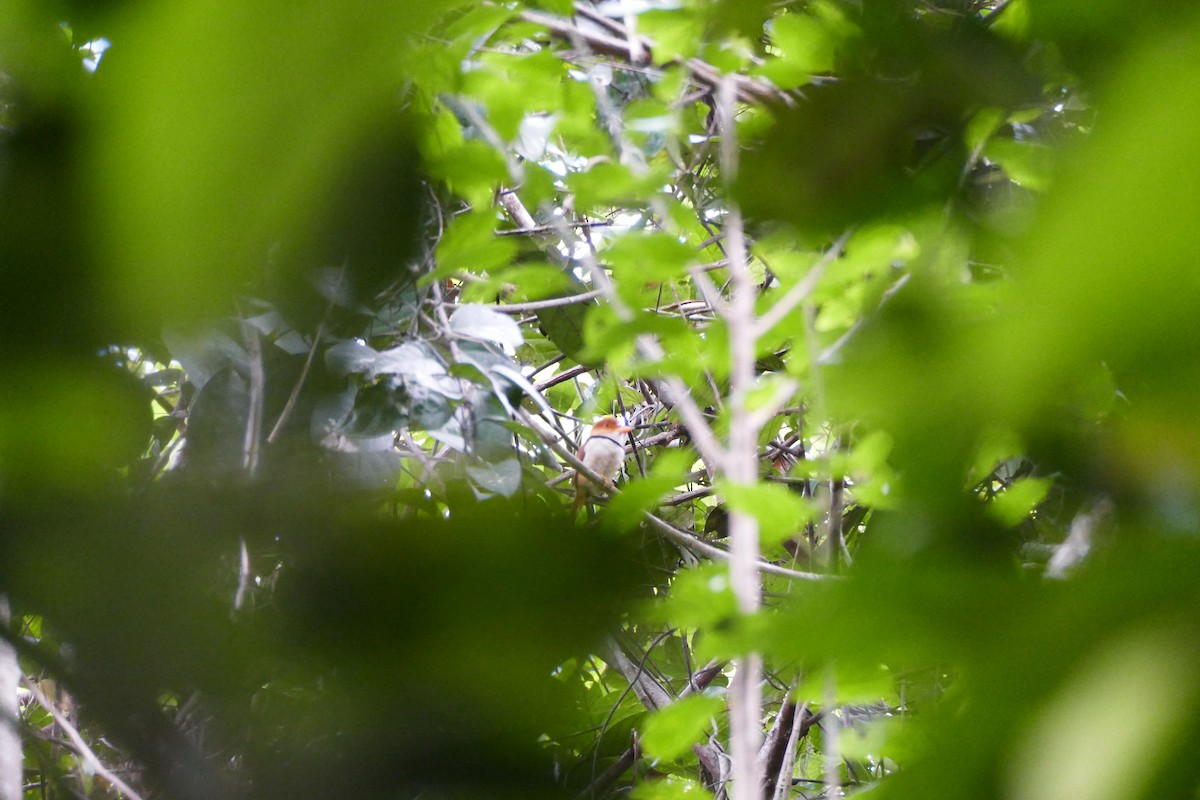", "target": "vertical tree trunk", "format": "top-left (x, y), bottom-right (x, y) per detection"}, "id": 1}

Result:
top-left (0, 596), bottom-right (22, 800)
top-left (720, 77), bottom-right (765, 800)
